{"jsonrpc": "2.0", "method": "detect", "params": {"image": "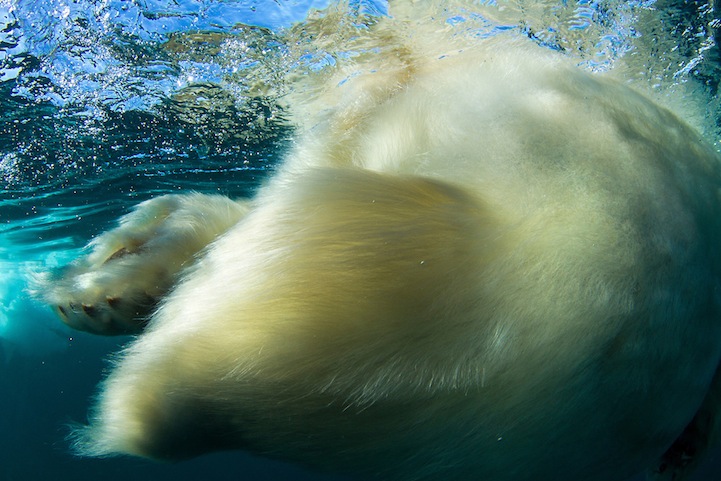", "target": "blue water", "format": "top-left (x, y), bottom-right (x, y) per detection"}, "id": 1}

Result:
top-left (2, 0), bottom-right (721, 479)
